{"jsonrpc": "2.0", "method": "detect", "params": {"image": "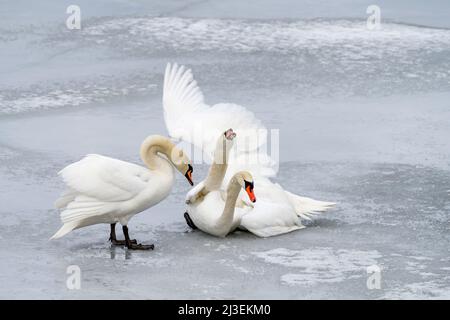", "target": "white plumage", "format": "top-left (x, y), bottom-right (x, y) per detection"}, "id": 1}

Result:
top-left (51, 135), bottom-right (193, 248)
top-left (163, 63), bottom-right (274, 177)
top-left (51, 154), bottom-right (174, 240)
top-left (165, 63), bottom-right (334, 237)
